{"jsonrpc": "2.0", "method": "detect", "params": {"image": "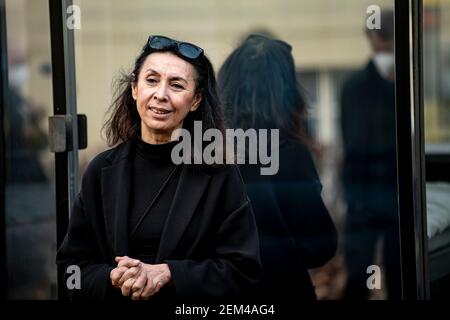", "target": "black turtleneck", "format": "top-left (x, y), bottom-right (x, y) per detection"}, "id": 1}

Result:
top-left (128, 136), bottom-right (180, 264)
